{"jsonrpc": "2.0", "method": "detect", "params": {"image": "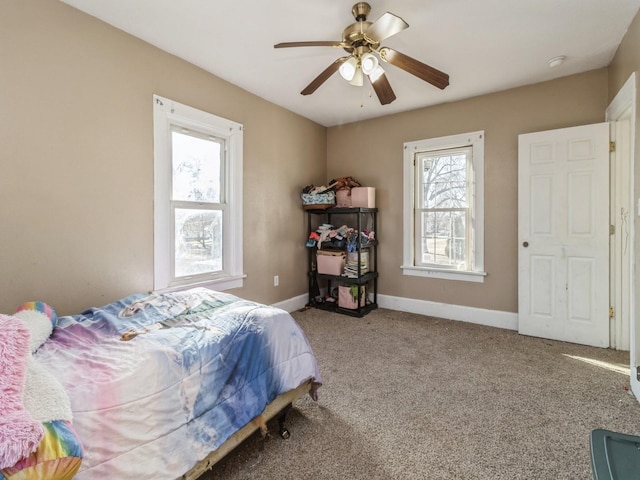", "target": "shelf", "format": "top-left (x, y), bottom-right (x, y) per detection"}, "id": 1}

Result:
top-left (307, 300), bottom-right (378, 318)
top-left (306, 206), bottom-right (378, 317)
top-left (312, 241), bottom-right (377, 250)
top-left (312, 271), bottom-right (378, 285)
top-left (306, 206), bottom-right (378, 214)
